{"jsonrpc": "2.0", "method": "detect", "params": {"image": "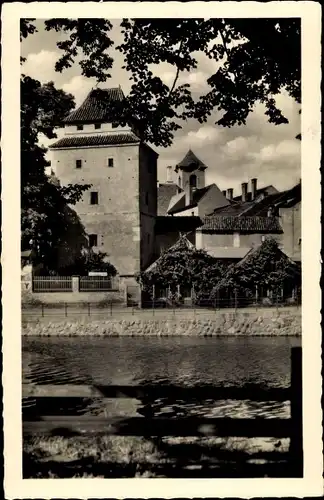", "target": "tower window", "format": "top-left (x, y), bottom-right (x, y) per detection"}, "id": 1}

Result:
top-left (108, 158), bottom-right (114, 168)
top-left (77, 124), bottom-right (83, 131)
top-left (90, 192), bottom-right (98, 205)
top-left (94, 123), bottom-right (101, 129)
top-left (189, 174), bottom-right (197, 188)
top-left (76, 159), bottom-right (82, 169)
top-left (89, 234), bottom-right (98, 247)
